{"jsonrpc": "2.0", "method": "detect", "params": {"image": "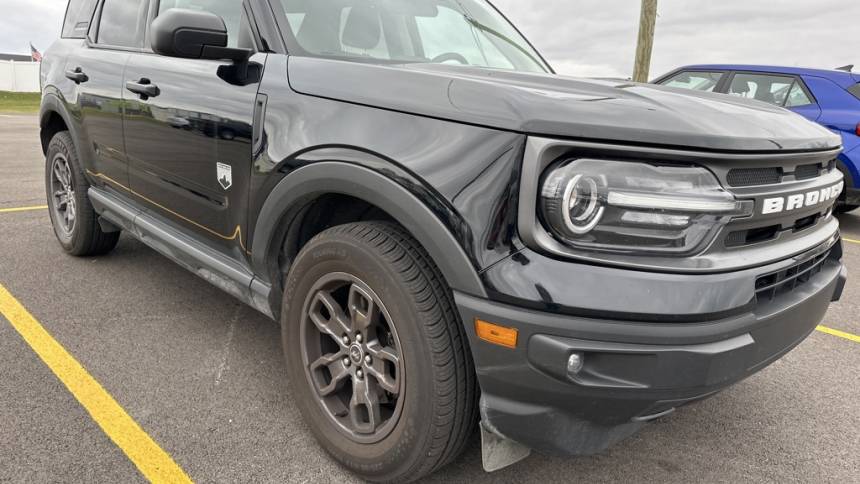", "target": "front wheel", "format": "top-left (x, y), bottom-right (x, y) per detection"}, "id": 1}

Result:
top-left (282, 222), bottom-right (477, 482)
top-left (835, 203), bottom-right (859, 214)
